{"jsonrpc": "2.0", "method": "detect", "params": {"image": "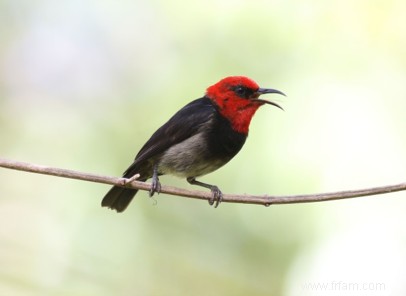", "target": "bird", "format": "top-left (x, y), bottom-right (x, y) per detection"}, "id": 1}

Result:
top-left (102, 76), bottom-right (284, 212)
